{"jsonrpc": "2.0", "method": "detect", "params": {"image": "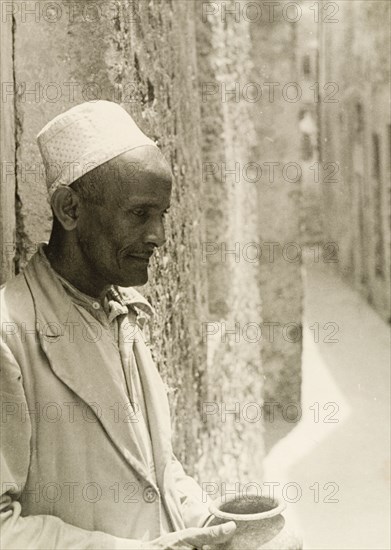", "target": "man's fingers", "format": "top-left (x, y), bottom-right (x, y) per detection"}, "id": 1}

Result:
top-left (149, 522), bottom-right (237, 550)
top-left (183, 521), bottom-right (237, 547)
